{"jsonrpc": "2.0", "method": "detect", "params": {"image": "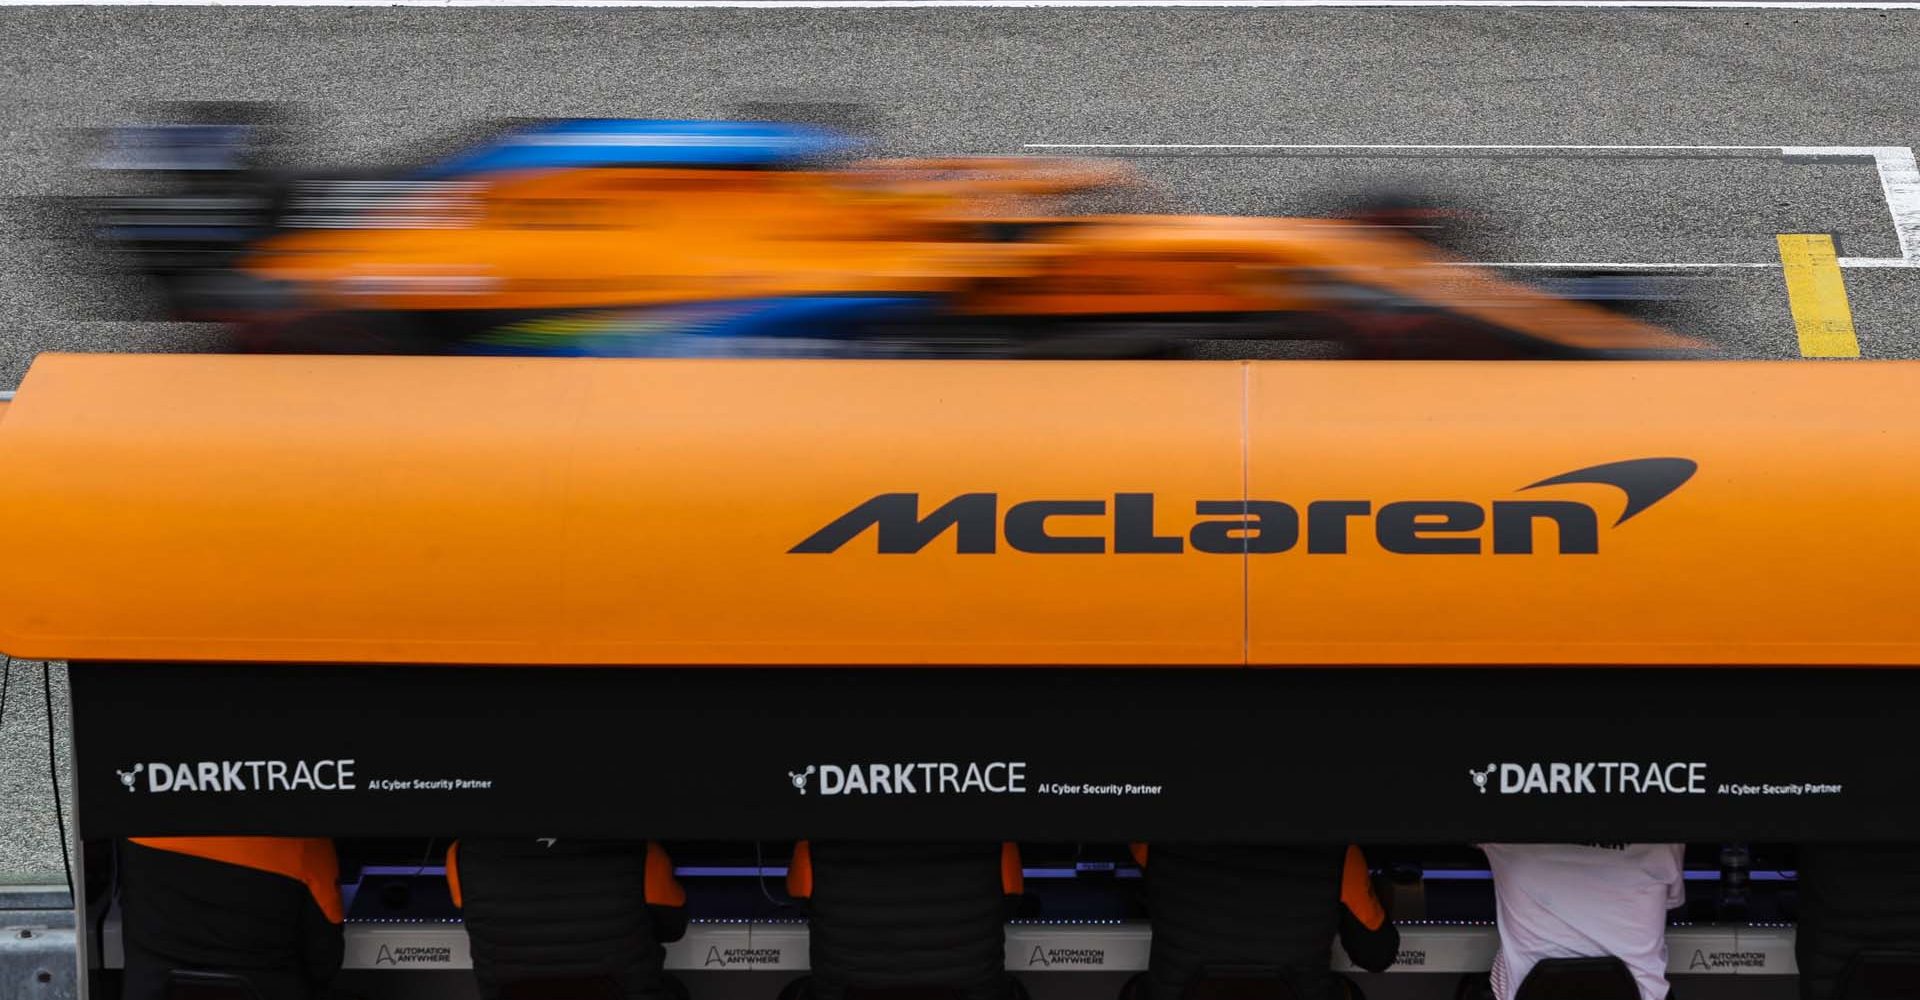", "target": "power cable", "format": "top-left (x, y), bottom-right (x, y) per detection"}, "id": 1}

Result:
top-left (44, 664), bottom-right (75, 904)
